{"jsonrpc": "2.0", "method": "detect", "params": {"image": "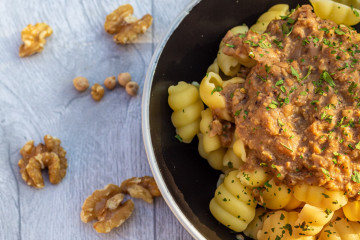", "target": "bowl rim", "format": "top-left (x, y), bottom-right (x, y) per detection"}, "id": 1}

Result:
top-left (141, 0), bottom-right (206, 239)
